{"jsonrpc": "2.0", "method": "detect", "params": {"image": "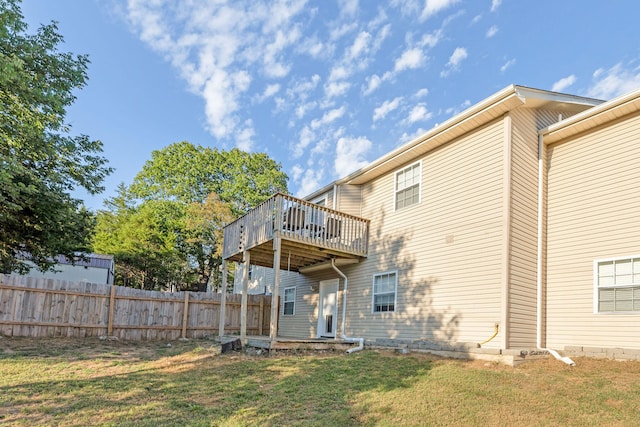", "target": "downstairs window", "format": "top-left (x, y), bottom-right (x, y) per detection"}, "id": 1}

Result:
top-left (373, 271), bottom-right (397, 313)
top-left (283, 287), bottom-right (296, 316)
top-left (595, 256), bottom-right (640, 313)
